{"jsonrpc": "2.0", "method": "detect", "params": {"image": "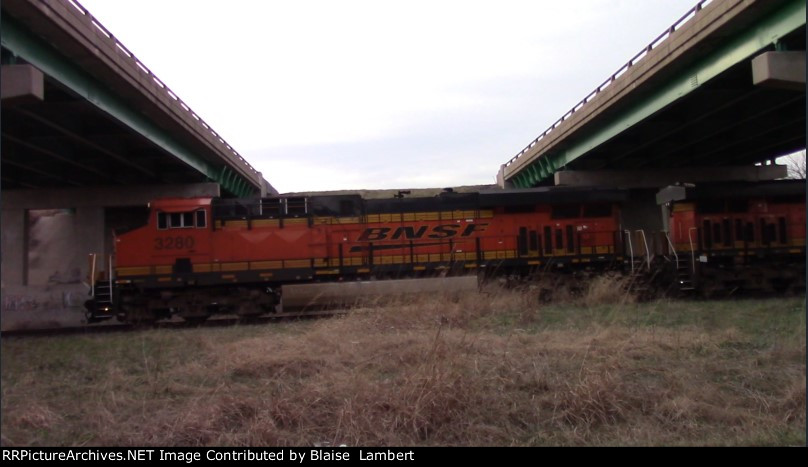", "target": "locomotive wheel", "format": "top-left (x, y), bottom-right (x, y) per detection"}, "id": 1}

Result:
top-left (126, 307), bottom-right (158, 326)
top-left (178, 306), bottom-right (210, 325)
top-left (235, 303), bottom-right (262, 318)
top-left (182, 316), bottom-right (209, 326)
top-left (119, 294), bottom-right (157, 325)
